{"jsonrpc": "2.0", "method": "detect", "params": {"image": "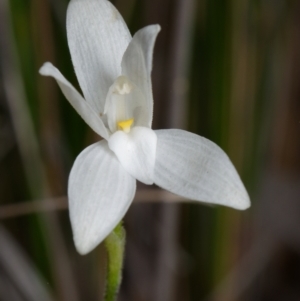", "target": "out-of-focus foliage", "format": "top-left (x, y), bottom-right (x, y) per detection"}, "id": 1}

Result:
top-left (1, 0), bottom-right (300, 300)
